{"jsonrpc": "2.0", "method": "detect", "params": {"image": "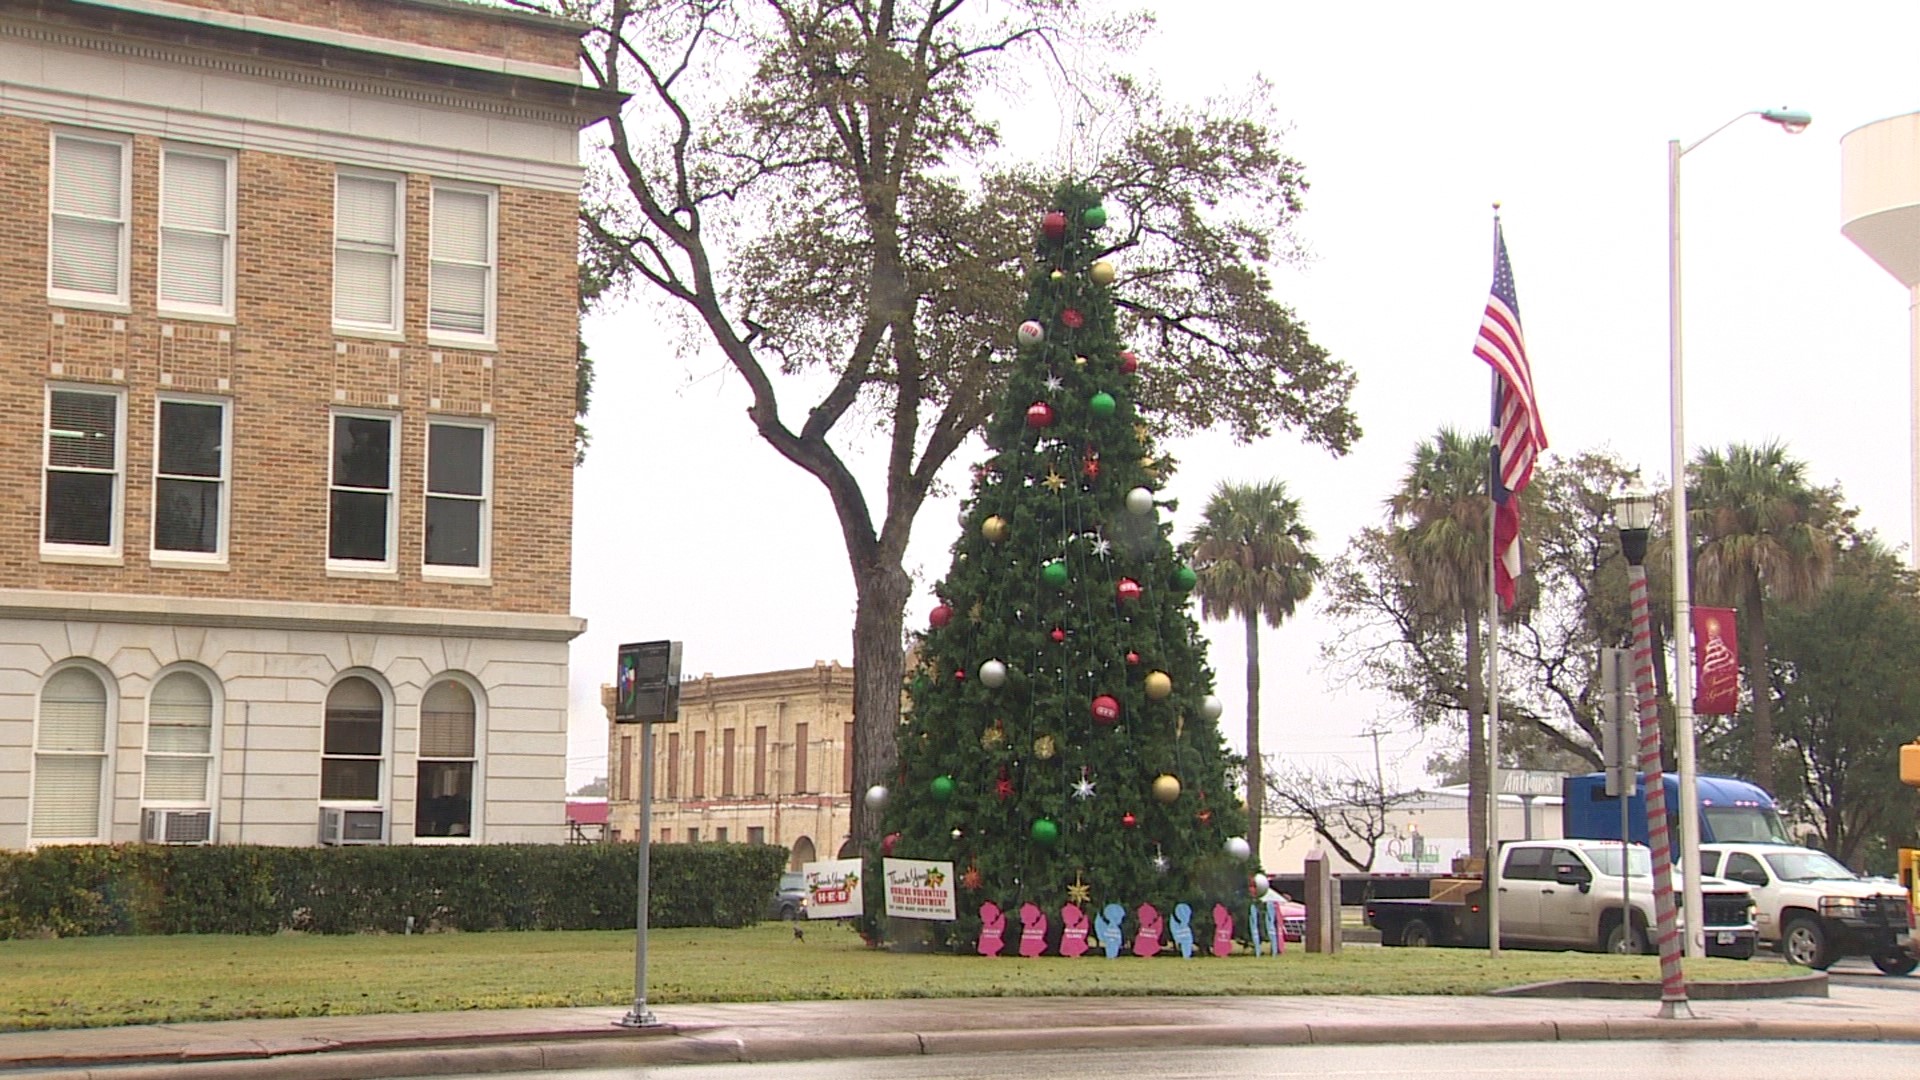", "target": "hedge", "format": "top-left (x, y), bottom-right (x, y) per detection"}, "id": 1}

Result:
top-left (0, 842), bottom-right (788, 939)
